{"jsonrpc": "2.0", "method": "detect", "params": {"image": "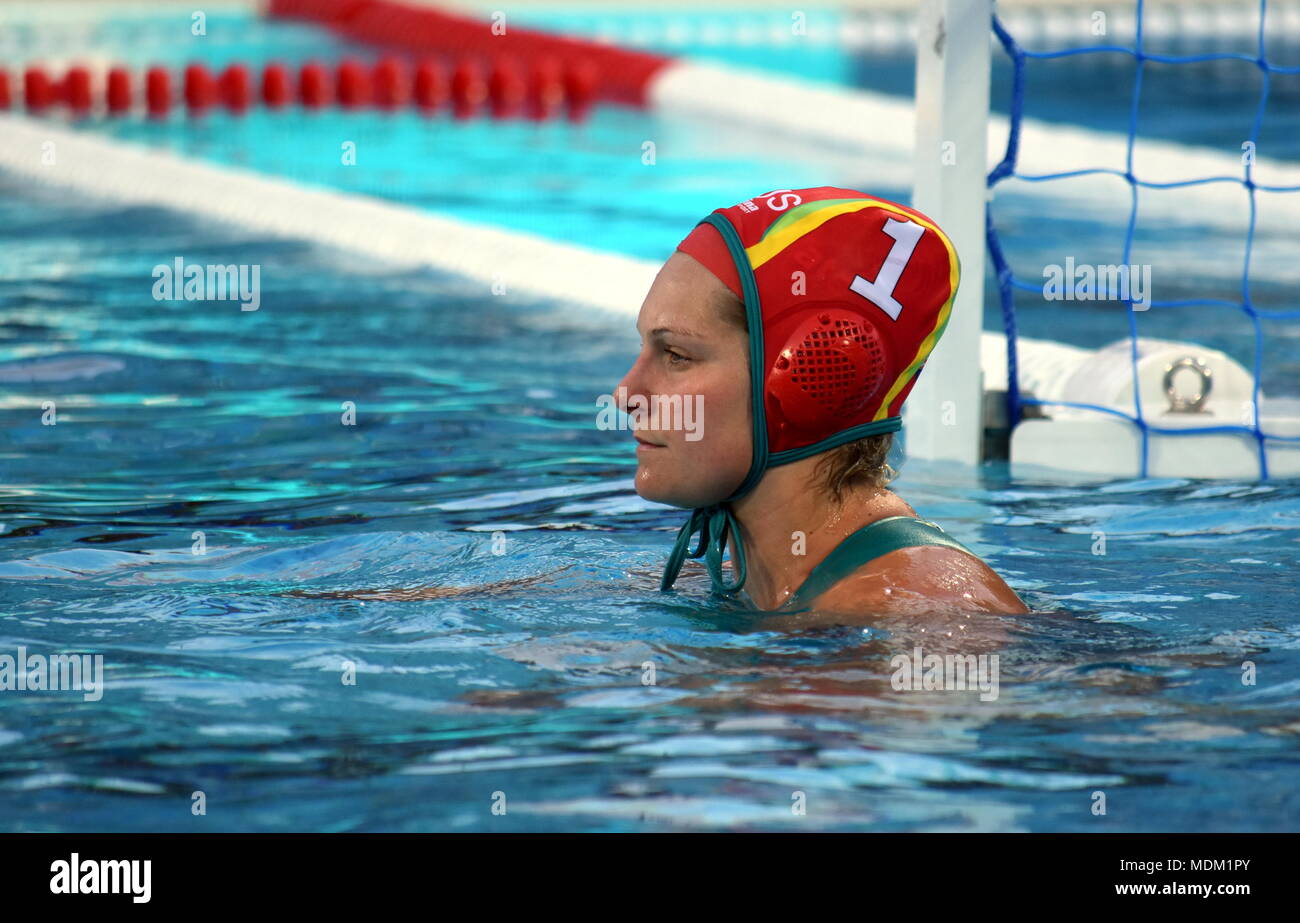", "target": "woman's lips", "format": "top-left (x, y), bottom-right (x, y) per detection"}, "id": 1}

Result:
top-left (635, 435), bottom-right (666, 451)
